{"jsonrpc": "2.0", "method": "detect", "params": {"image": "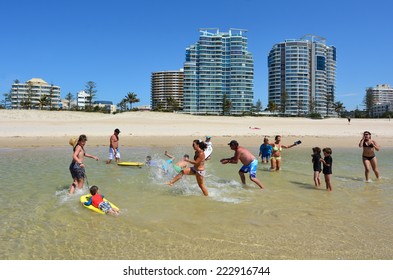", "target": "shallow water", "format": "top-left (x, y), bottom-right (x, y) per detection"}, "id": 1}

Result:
top-left (1, 145), bottom-right (392, 260)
